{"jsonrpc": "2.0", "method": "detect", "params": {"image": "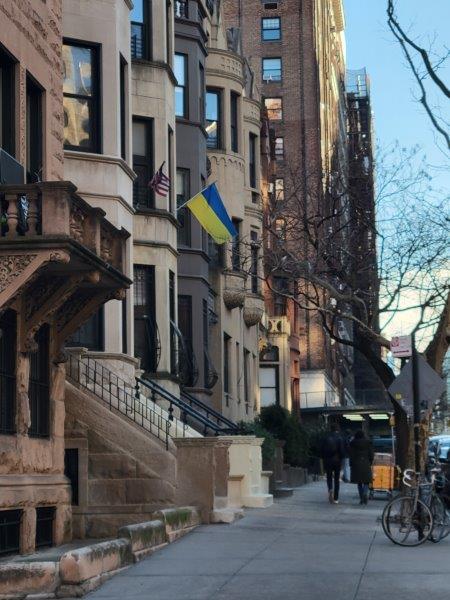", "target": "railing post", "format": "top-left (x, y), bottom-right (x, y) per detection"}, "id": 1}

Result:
top-left (5, 194), bottom-right (18, 238)
top-left (27, 192), bottom-right (39, 235)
